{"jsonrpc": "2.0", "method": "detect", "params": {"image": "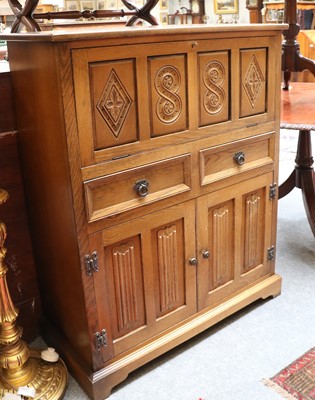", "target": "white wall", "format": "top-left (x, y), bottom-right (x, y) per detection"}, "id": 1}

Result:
top-left (38, 0), bottom-right (250, 24)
